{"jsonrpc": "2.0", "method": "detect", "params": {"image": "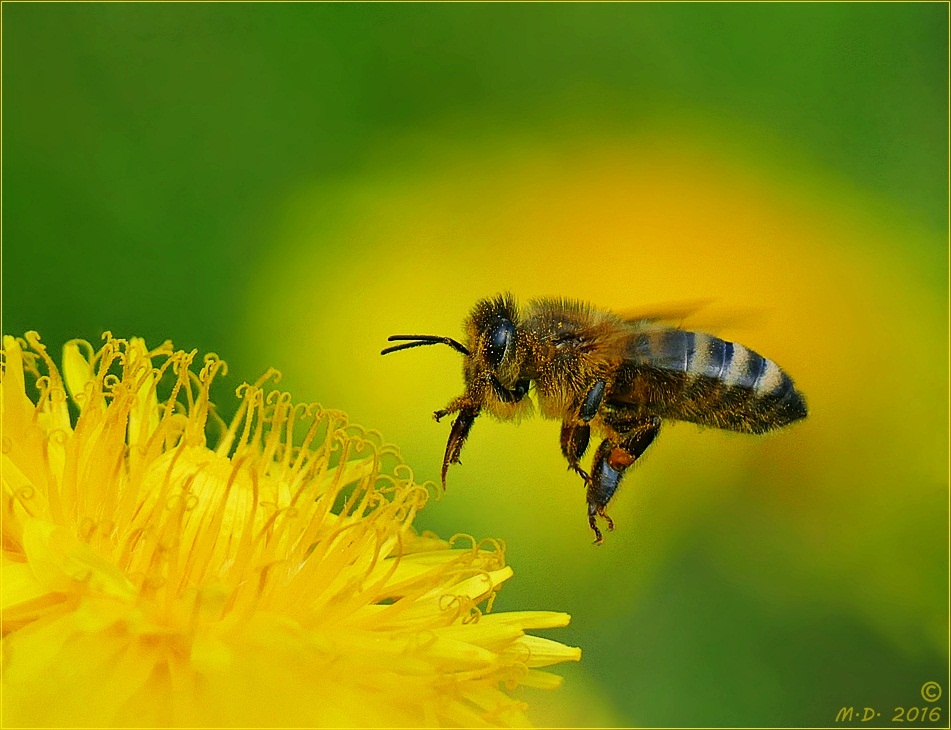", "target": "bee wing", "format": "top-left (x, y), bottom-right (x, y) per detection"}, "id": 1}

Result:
top-left (614, 298), bottom-right (715, 326)
top-left (616, 299), bottom-right (768, 333)
top-left (610, 300), bottom-right (773, 382)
